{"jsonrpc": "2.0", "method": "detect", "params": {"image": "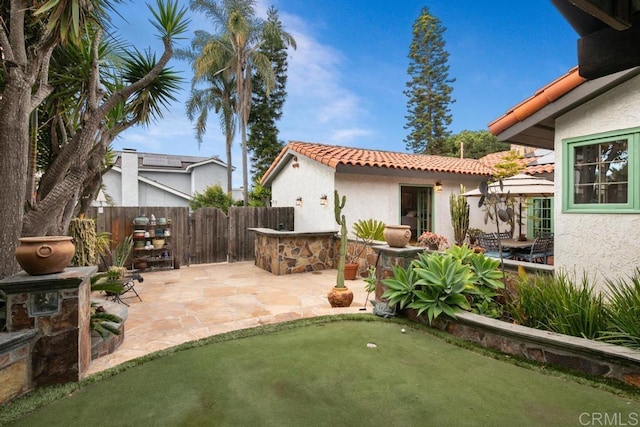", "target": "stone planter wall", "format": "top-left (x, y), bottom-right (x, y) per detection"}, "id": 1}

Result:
top-left (370, 244), bottom-right (640, 388)
top-left (406, 309), bottom-right (640, 388)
